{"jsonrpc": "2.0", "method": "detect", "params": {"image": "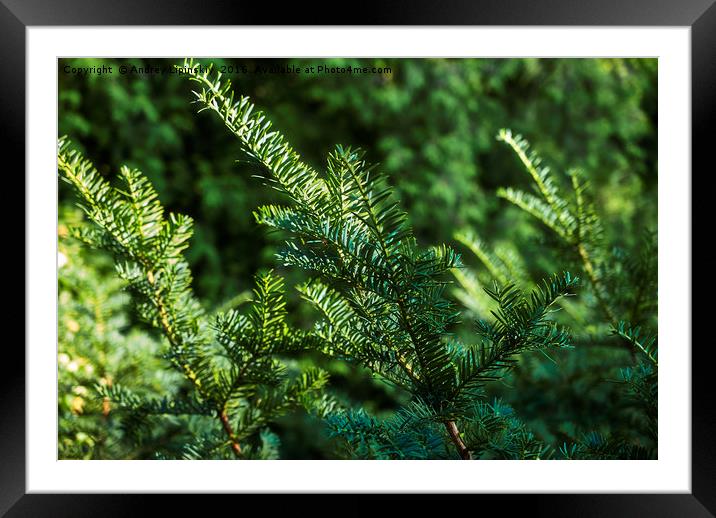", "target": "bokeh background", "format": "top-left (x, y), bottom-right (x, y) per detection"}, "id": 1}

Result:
top-left (58, 58), bottom-right (657, 459)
